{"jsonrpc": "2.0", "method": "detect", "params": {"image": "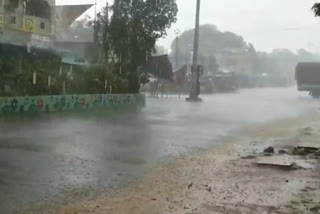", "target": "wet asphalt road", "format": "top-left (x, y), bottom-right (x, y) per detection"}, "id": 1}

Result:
top-left (0, 87), bottom-right (318, 211)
